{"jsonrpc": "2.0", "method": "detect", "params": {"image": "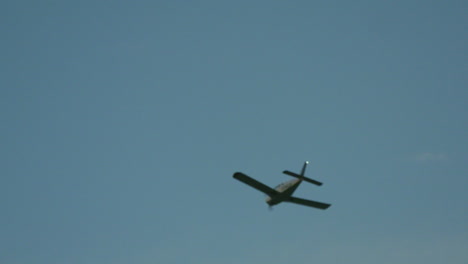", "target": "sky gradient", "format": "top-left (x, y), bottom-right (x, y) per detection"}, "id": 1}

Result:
top-left (1, 1), bottom-right (467, 263)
